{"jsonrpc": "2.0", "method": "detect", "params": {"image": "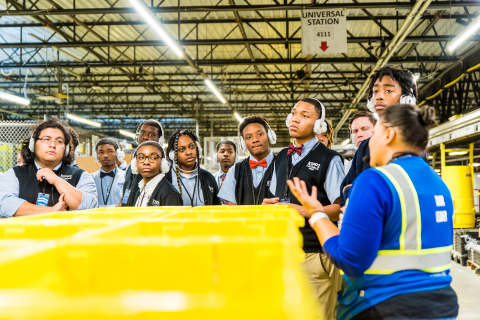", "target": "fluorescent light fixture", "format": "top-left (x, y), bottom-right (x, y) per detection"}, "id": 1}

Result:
top-left (119, 130), bottom-right (136, 139)
top-left (447, 14), bottom-right (480, 52)
top-left (204, 79), bottom-right (226, 104)
top-left (434, 169), bottom-right (441, 173)
top-left (66, 114), bottom-right (101, 128)
top-left (413, 74), bottom-right (420, 83)
top-left (427, 155), bottom-right (433, 159)
top-left (0, 91), bottom-right (30, 105)
top-left (234, 112), bottom-right (244, 123)
top-left (448, 151), bottom-right (468, 156)
top-left (341, 139), bottom-right (350, 146)
top-left (207, 156), bottom-right (212, 160)
top-left (473, 163), bottom-right (480, 167)
top-left (128, 0), bottom-right (183, 57)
